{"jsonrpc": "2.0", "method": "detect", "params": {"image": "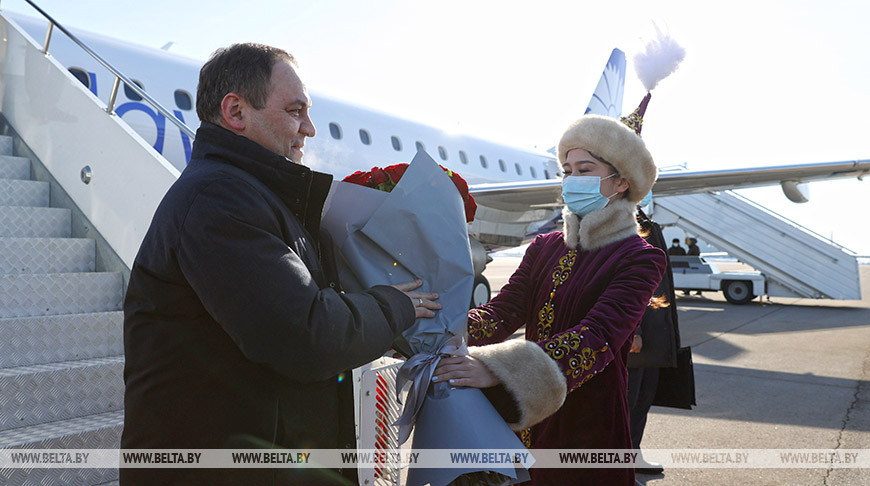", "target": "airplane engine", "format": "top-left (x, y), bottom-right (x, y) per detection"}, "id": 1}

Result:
top-left (780, 180), bottom-right (810, 203)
